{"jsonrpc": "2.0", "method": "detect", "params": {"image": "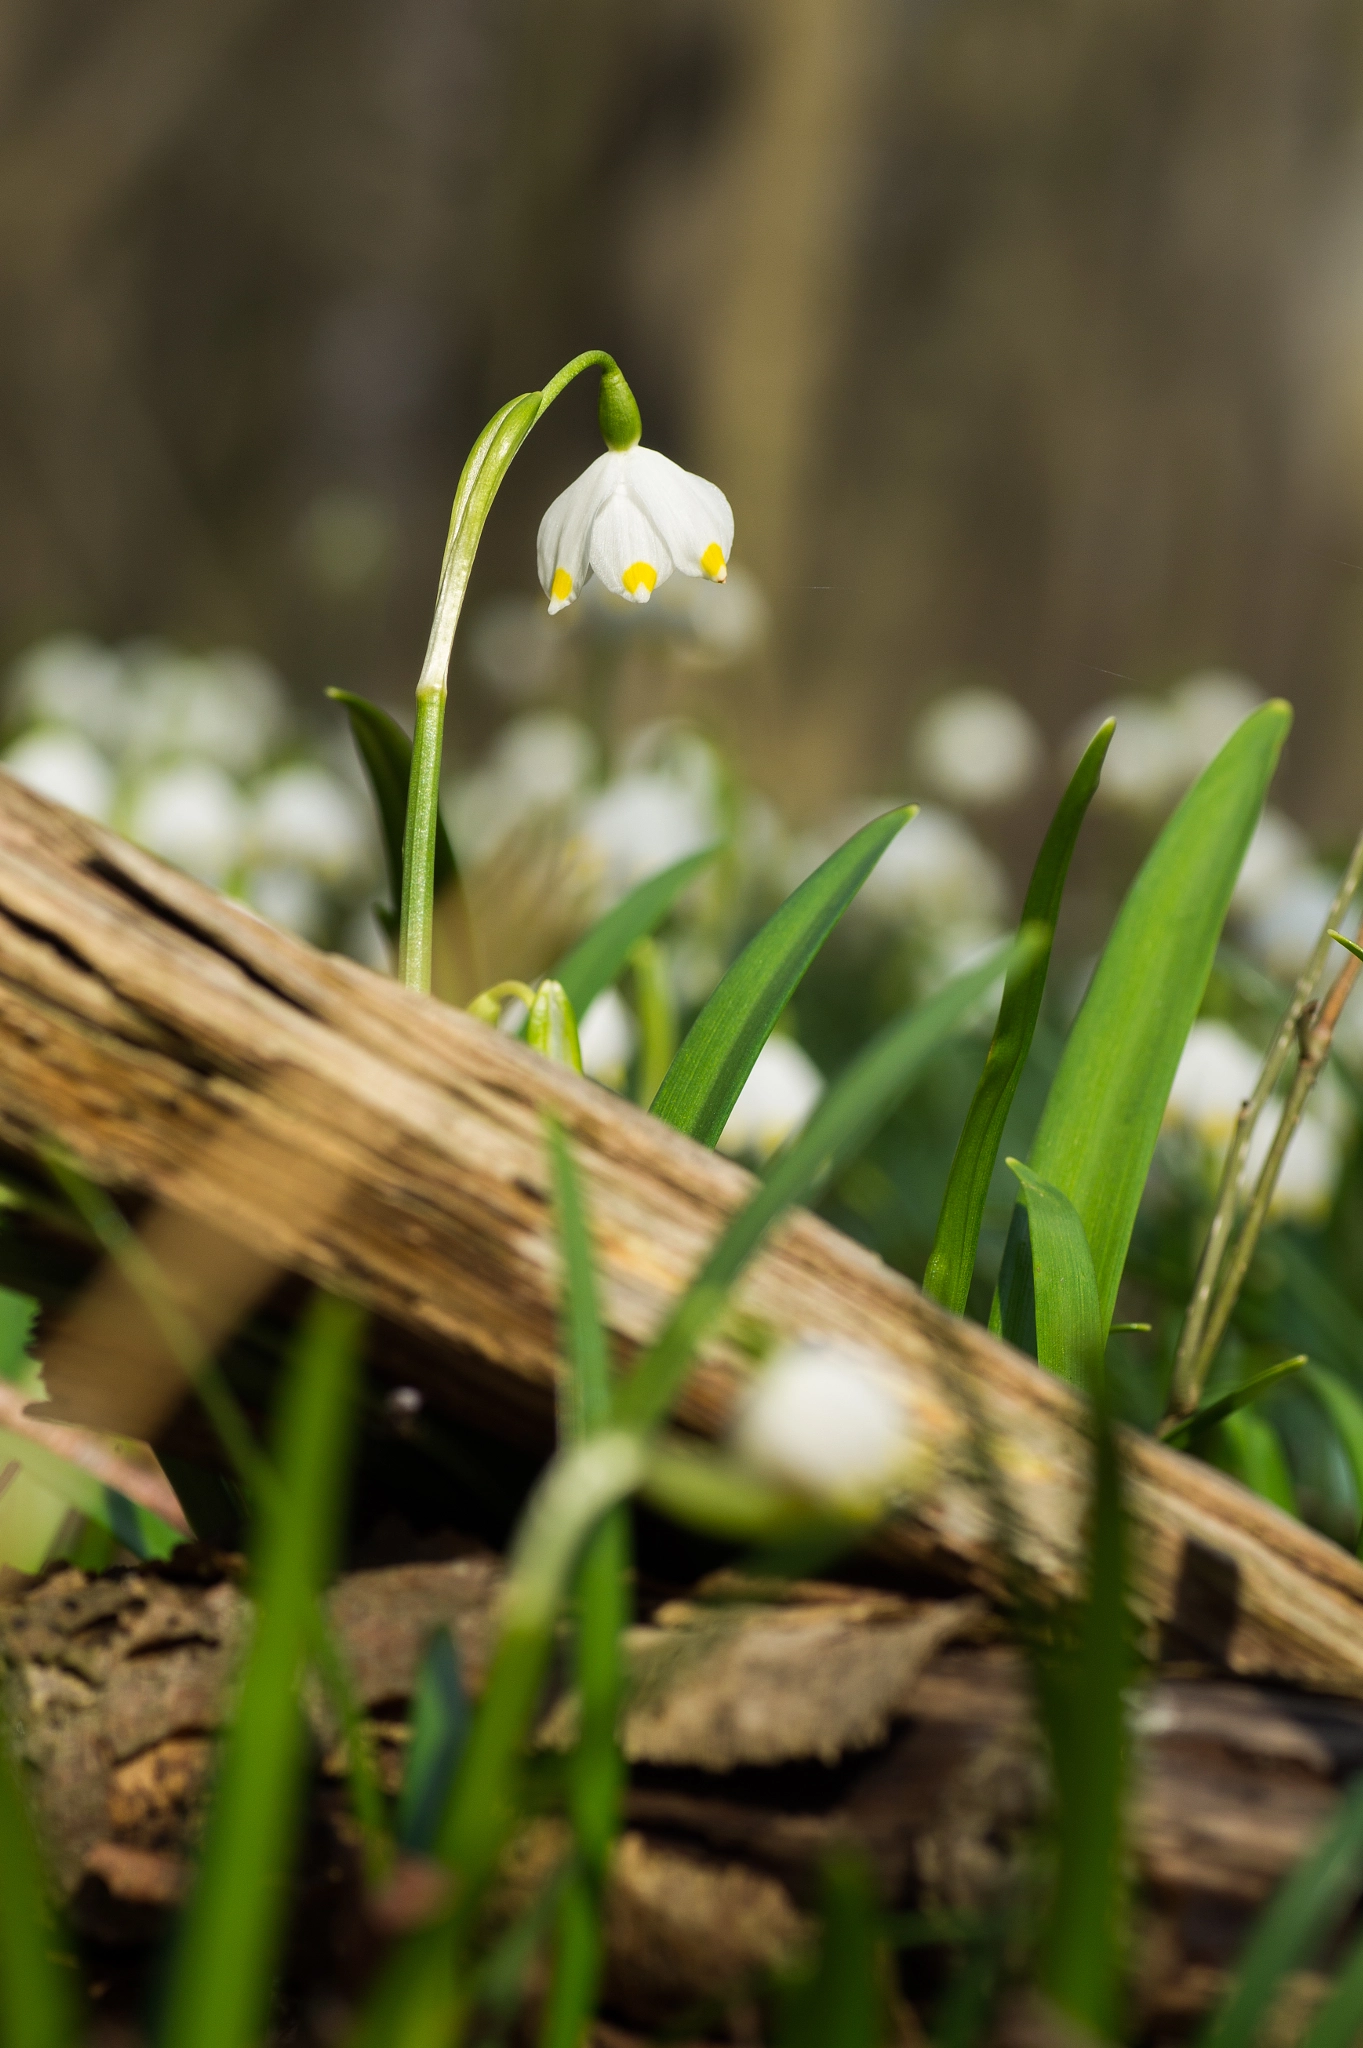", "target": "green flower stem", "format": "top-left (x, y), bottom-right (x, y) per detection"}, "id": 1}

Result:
top-left (397, 352), bottom-right (632, 994)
